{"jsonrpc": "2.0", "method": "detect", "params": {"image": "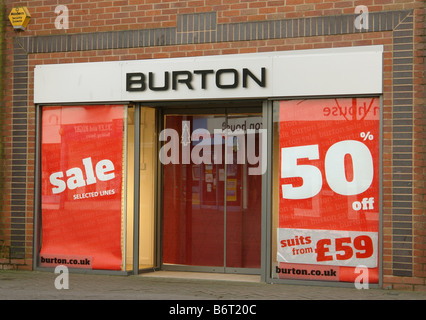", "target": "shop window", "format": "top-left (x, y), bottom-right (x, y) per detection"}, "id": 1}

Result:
top-left (39, 105), bottom-right (130, 271)
top-left (272, 98), bottom-right (380, 283)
